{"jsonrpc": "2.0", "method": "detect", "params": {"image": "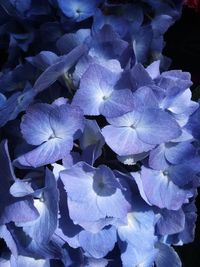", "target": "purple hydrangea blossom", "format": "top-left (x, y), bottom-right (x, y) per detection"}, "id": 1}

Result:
top-left (16, 103), bottom-right (84, 167)
top-left (0, 1), bottom-right (198, 266)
